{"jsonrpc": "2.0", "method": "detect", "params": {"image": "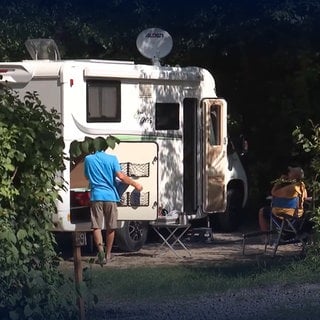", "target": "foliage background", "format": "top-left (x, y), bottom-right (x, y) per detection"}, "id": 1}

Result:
top-left (1, 0), bottom-right (320, 214)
